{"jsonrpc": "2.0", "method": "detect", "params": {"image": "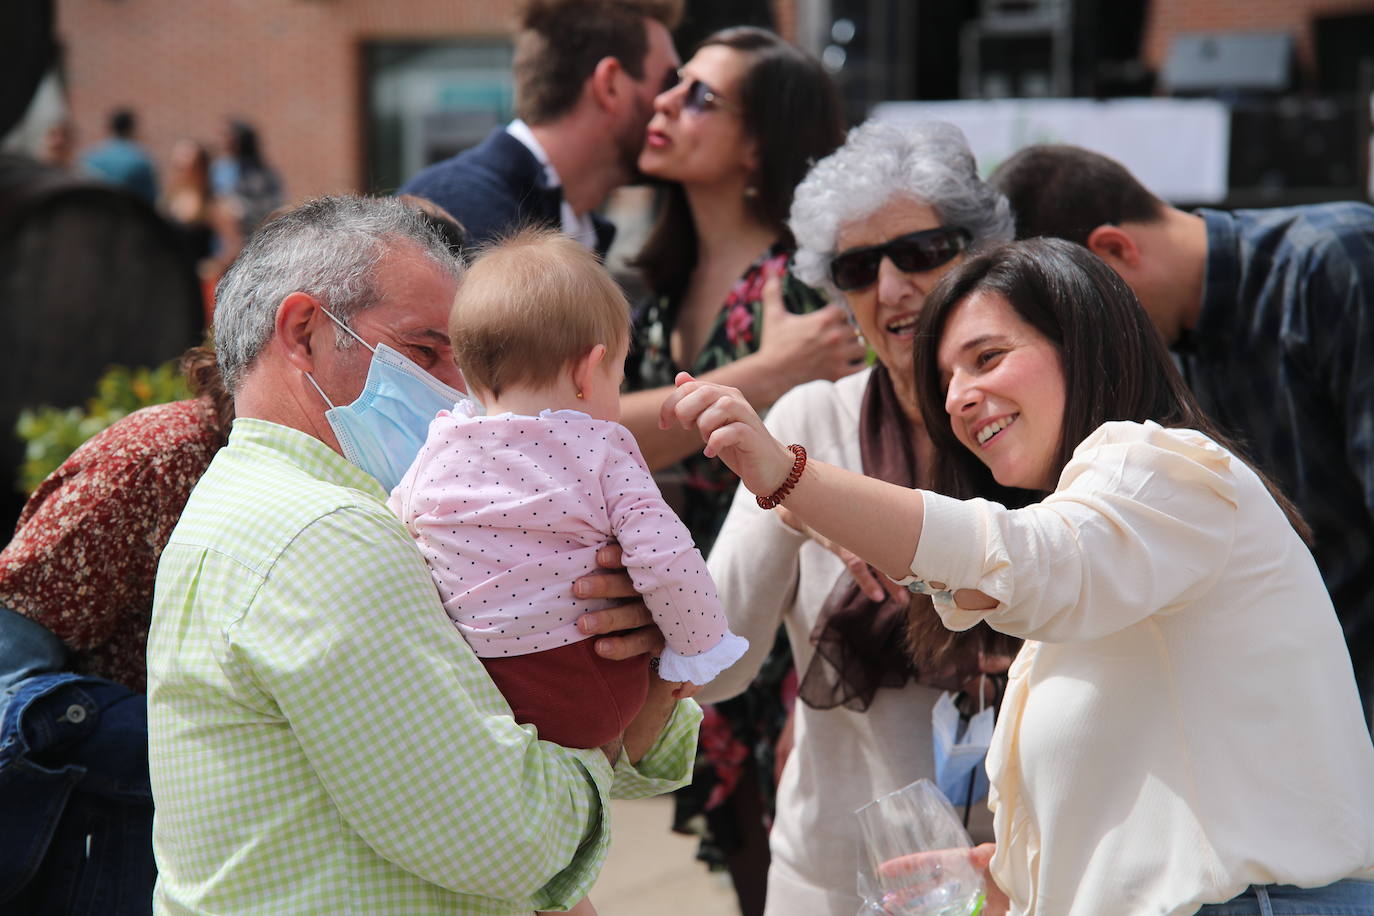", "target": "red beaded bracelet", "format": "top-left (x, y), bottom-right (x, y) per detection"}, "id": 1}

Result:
top-left (757, 443), bottom-right (807, 510)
